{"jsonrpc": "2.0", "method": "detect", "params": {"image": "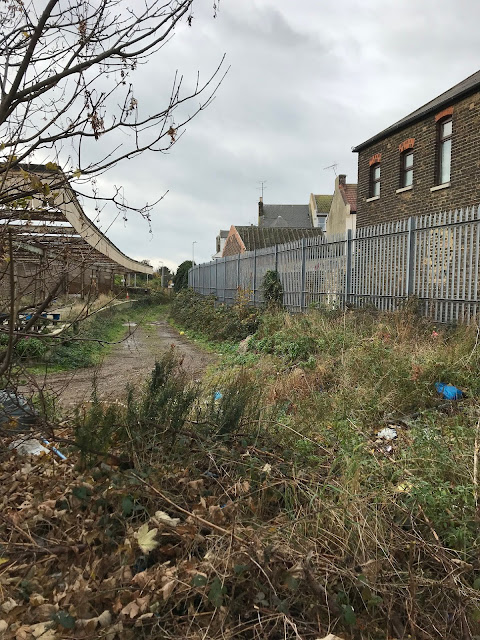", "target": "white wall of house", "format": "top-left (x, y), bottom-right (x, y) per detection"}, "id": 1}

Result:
top-left (326, 175), bottom-right (356, 236)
